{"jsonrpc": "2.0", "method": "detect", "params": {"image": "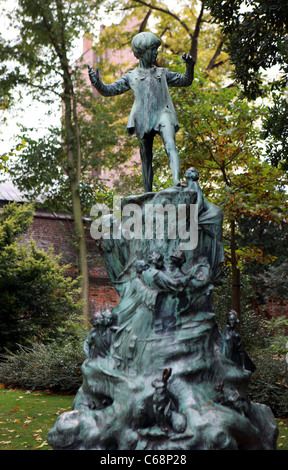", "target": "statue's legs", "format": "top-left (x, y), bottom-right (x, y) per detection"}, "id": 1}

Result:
top-left (159, 125), bottom-right (181, 186)
top-left (138, 126), bottom-right (180, 191)
top-left (138, 131), bottom-right (155, 193)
